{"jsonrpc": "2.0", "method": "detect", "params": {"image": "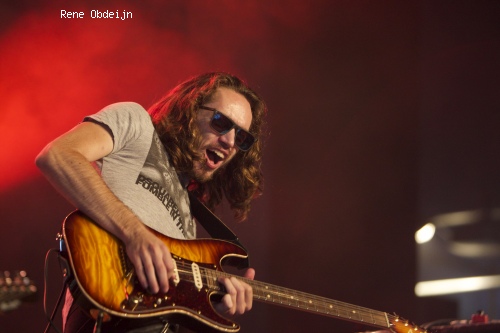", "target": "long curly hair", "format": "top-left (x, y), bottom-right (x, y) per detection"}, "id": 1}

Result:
top-left (149, 72), bottom-right (267, 221)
